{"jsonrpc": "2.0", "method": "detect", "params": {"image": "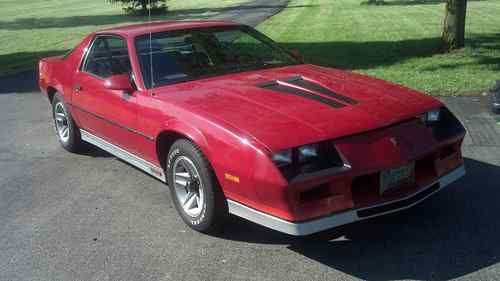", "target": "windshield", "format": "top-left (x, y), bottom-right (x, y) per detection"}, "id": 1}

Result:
top-left (135, 26), bottom-right (299, 88)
